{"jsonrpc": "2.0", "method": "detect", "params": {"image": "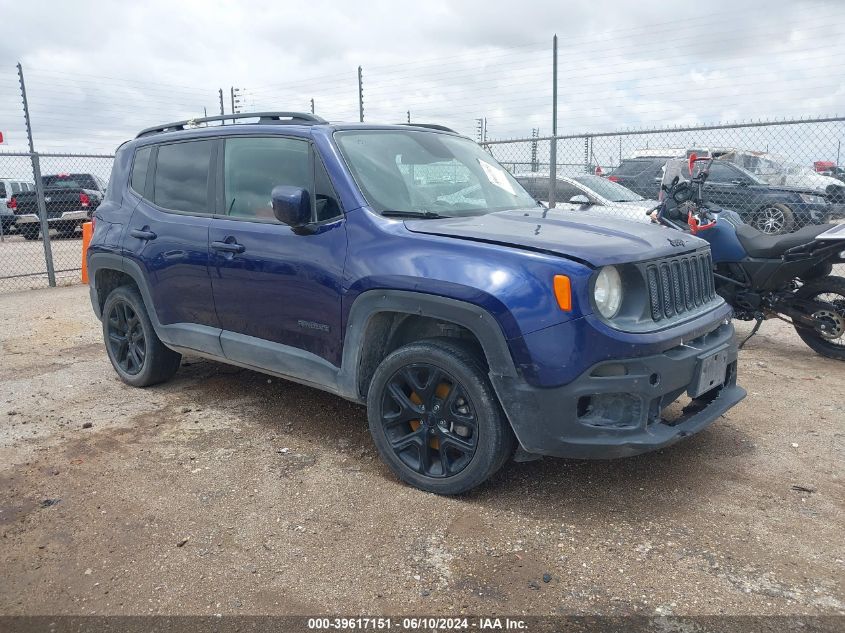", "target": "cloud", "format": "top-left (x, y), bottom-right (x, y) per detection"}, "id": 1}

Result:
top-left (0, 0), bottom-right (842, 154)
